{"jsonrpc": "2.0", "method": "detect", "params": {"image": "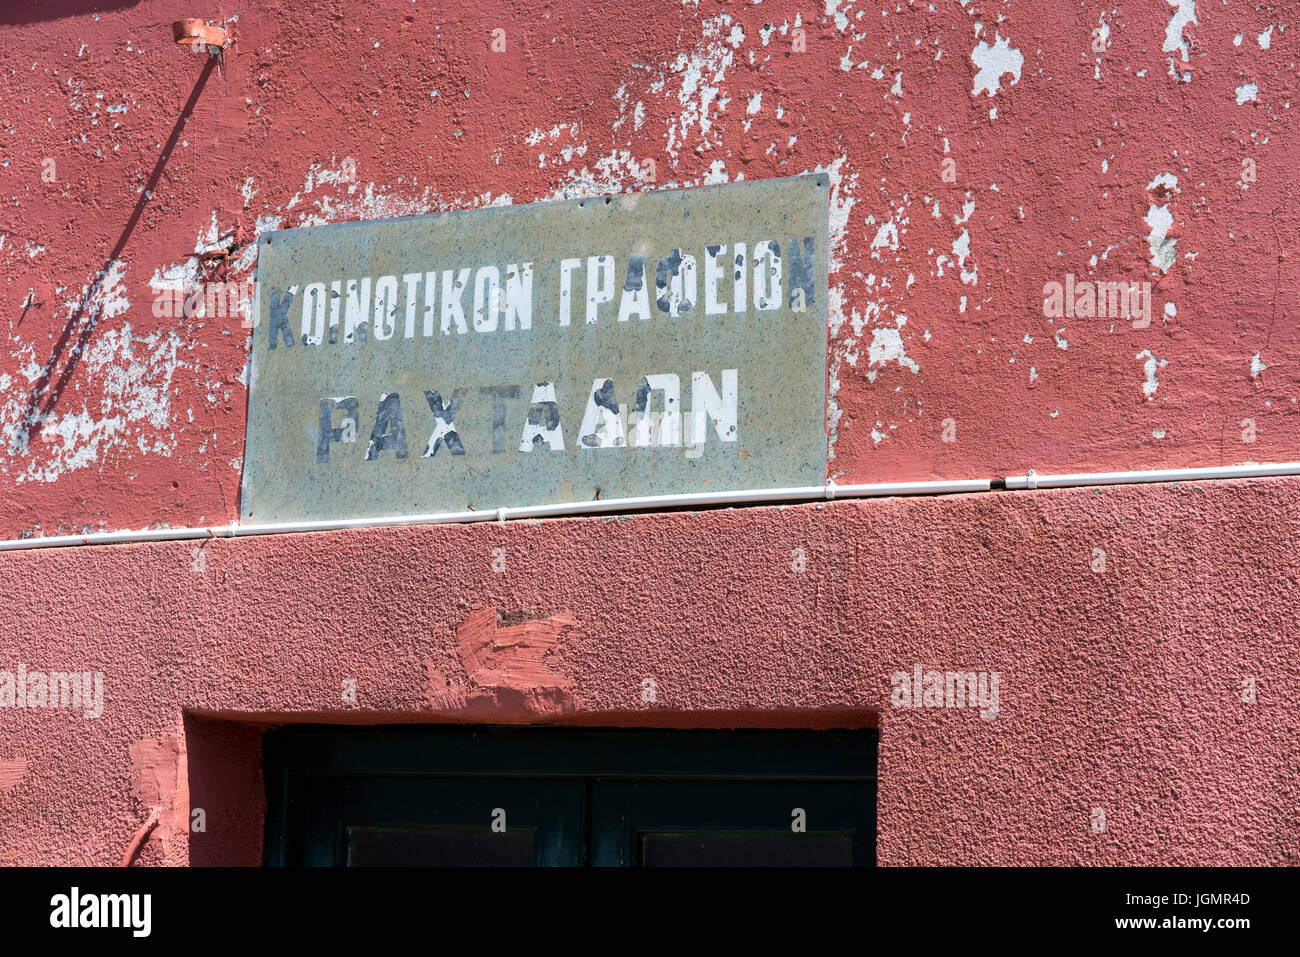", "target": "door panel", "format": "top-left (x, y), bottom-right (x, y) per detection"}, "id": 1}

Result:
top-left (639, 832), bottom-right (854, 867)
top-left (282, 775), bottom-right (584, 866)
top-left (264, 726), bottom-right (877, 867)
top-left (346, 826), bottom-right (538, 867)
top-left (591, 780), bottom-right (872, 866)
